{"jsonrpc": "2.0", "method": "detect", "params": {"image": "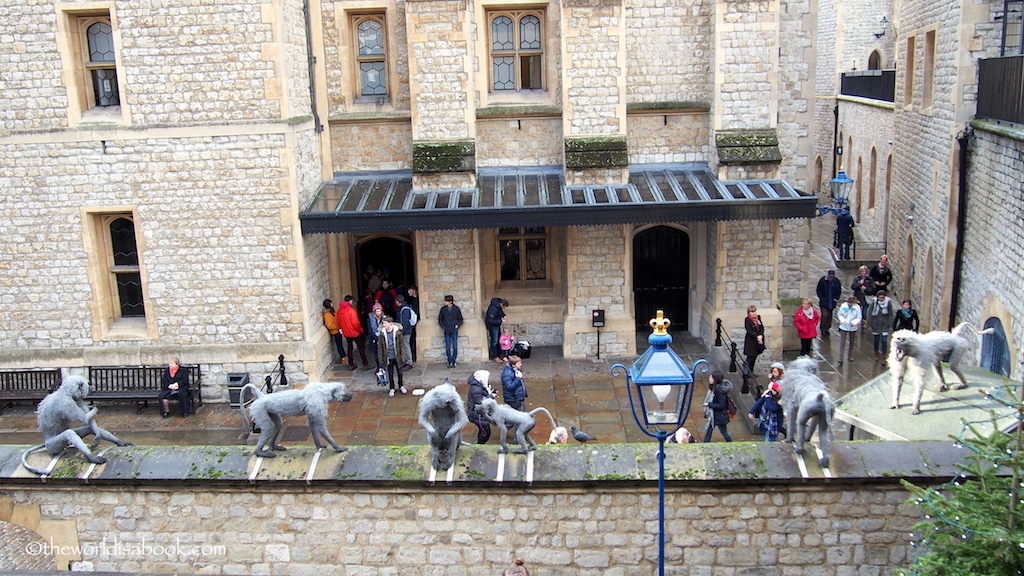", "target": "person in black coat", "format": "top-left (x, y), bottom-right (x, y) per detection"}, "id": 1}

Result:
top-left (869, 255), bottom-right (893, 295)
top-left (743, 305), bottom-right (765, 373)
top-left (893, 299), bottom-right (920, 332)
top-left (702, 371), bottom-right (734, 442)
top-left (466, 370), bottom-right (497, 444)
top-left (158, 357), bottom-right (192, 418)
top-left (484, 297), bottom-right (508, 362)
top-left (438, 295), bottom-right (464, 368)
top-left (816, 270), bottom-right (843, 336)
top-left (836, 209), bottom-right (855, 260)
